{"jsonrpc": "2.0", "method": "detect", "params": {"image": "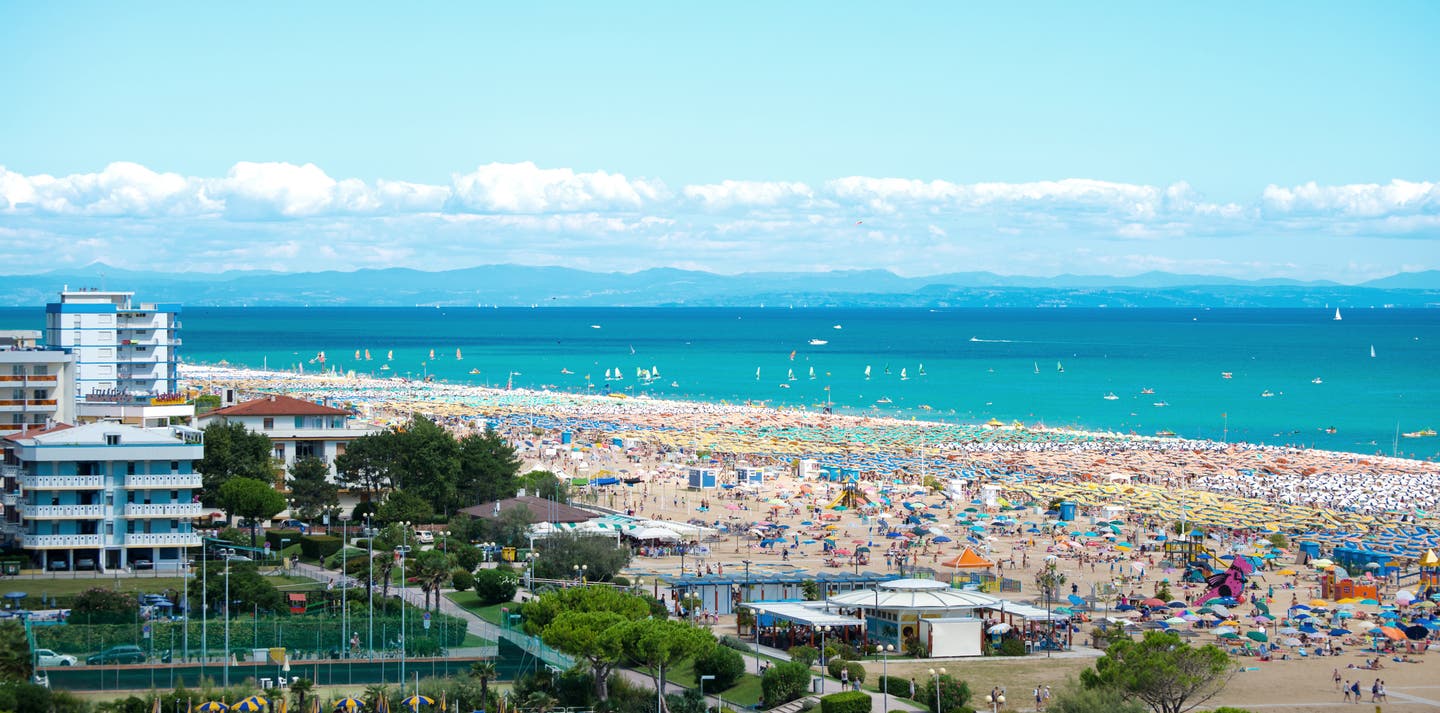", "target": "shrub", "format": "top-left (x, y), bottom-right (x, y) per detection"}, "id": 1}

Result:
top-left (611, 575), bottom-right (630, 586)
top-left (719, 635), bottom-right (752, 653)
top-left (71, 587), bottom-right (138, 625)
top-left (903, 636), bottom-right (927, 658)
top-left (844, 662), bottom-right (866, 684)
top-left (451, 569), bottom-right (475, 593)
top-left (471, 567), bottom-right (519, 605)
top-left (827, 657), bottom-right (848, 679)
top-left (299, 534), bottom-right (342, 560)
top-left (998, 637), bottom-right (1027, 656)
top-left (877, 676), bottom-right (910, 697)
top-left (265, 528), bottom-right (304, 550)
top-left (820, 691), bottom-right (872, 713)
top-left (788, 645), bottom-right (820, 667)
top-left (761, 661), bottom-right (813, 707)
top-left (693, 644), bottom-right (746, 691)
top-left (916, 674), bottom-right (971, 713)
